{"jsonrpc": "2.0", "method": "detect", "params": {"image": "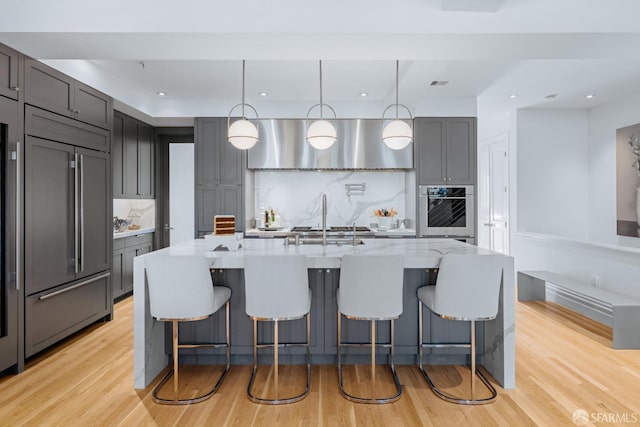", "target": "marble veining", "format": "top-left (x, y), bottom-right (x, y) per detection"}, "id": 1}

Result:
top-left (113, 199), bottom-right (156, 230)
top-left (254, 171), bottom-right (407, 227)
